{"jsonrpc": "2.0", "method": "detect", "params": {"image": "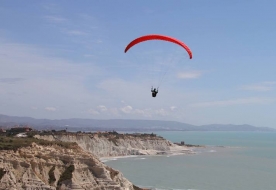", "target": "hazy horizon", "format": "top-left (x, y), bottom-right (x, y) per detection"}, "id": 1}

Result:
top-left (0, 113), bottom-right (275, 130)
